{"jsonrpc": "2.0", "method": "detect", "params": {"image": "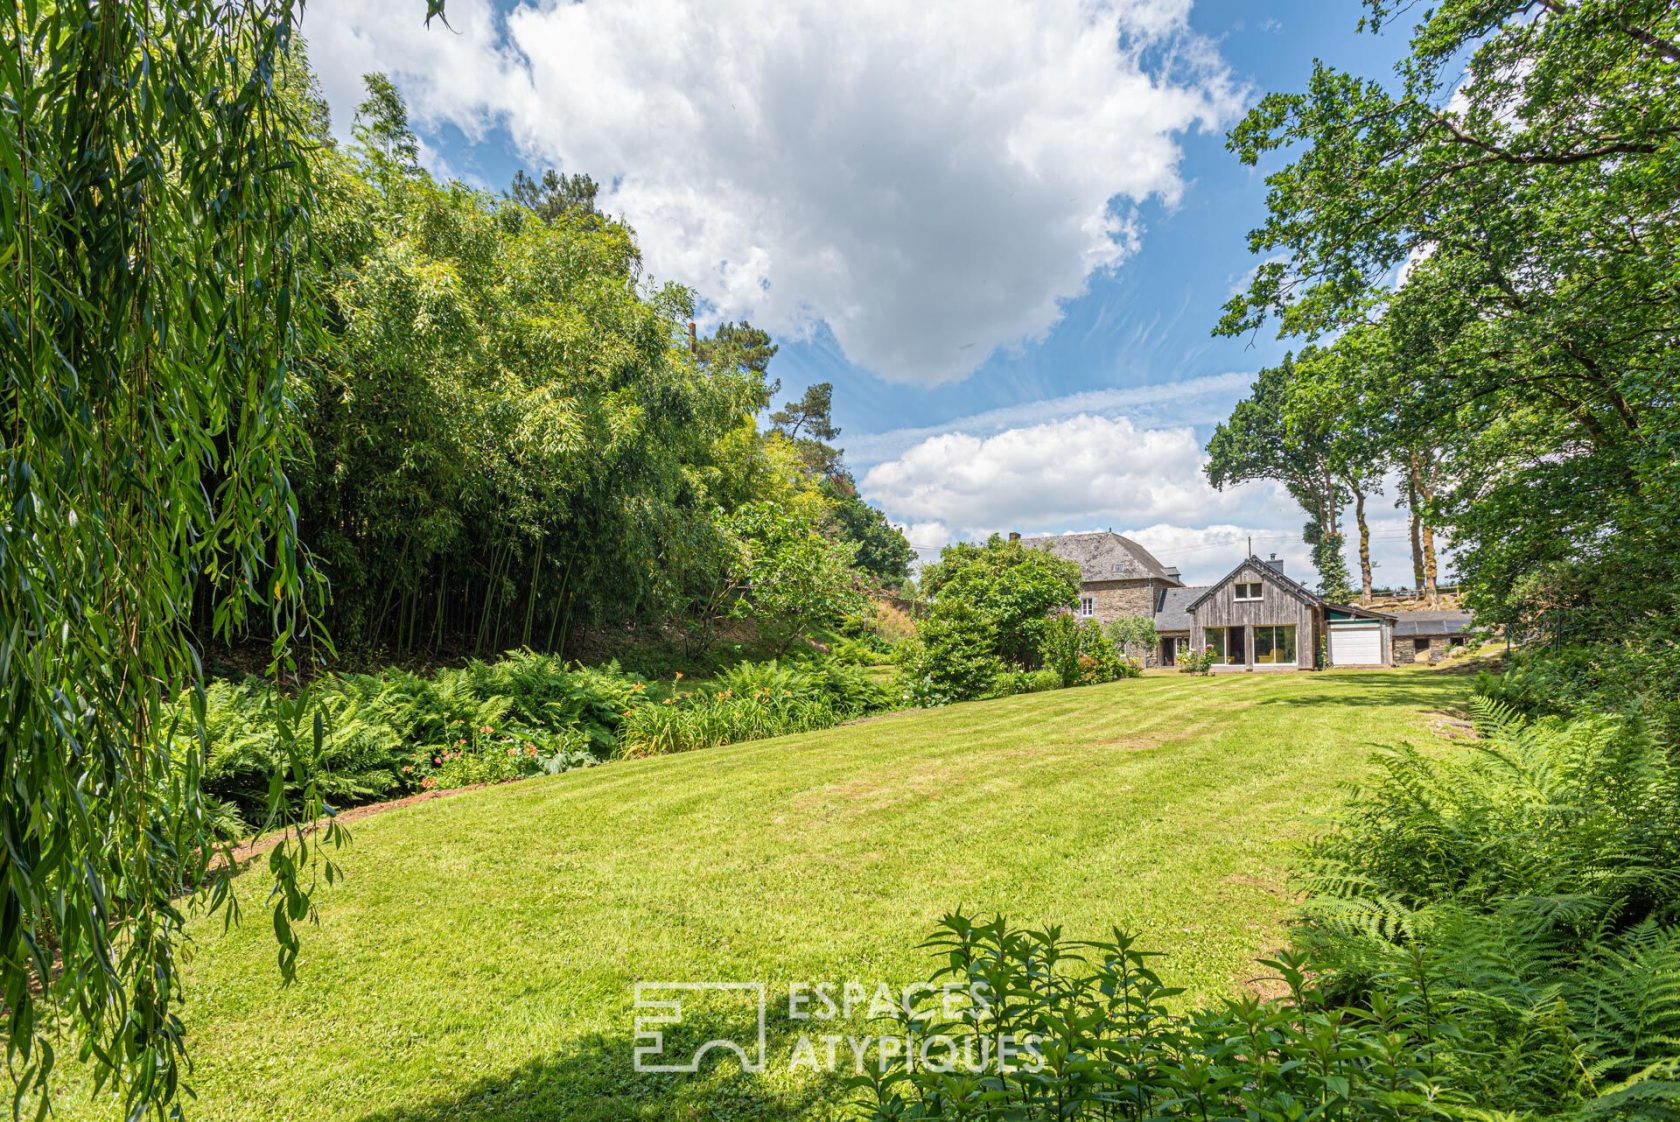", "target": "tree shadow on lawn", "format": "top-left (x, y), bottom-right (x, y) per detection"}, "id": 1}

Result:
top-left (352, 1003), bottom-right (851, 1122)
top-left (1253, 681), bottom-right (1472, 716)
